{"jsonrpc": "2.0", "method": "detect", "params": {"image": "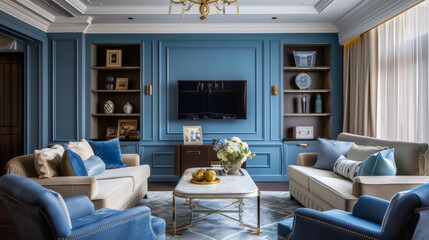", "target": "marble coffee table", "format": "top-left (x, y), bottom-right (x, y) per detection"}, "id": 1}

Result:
top-left (172, 167), bottom-right (261, 236)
